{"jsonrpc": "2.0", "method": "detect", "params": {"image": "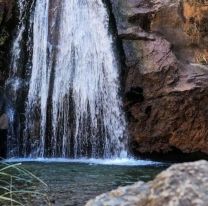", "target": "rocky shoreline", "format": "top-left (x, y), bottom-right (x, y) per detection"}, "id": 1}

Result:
top-left (86, 160), bottom-right (208, 206)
